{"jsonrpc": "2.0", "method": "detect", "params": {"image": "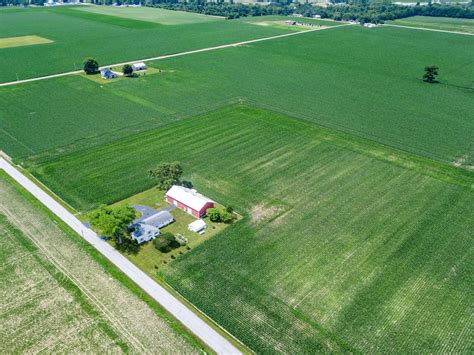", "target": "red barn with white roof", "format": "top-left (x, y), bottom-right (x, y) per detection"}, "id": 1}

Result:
top-left (165, 185), bottom-right (214, 218)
